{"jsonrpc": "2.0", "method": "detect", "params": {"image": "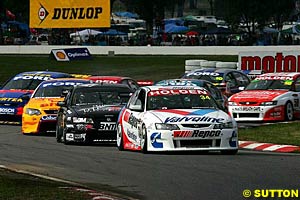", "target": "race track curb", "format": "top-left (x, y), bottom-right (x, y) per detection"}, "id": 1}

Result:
top-left (238, 141), bottom-right (300, 153)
